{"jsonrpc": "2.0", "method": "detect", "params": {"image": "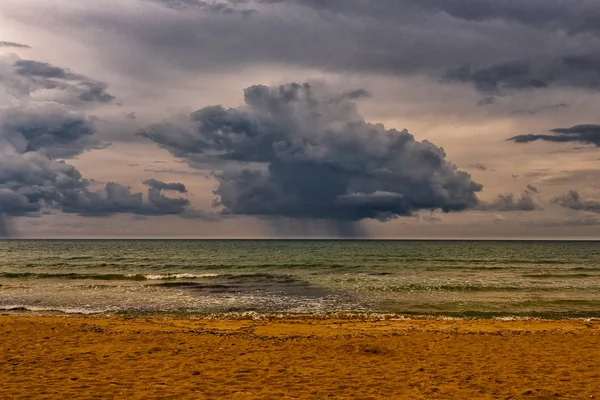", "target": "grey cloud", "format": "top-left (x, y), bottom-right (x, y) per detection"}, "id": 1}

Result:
top-left (140, 82), bottom-right (483, 222)
top-left (409, 0), bottom-right (600, 35)
top-left (144, 168), bottom-right (209, 177)
top-left (552, 190), bottom-right (600, 214)
top-left (445, 54), bottom-right (600, 94)
top-left (470, 164), bottom-right (489, 171)
top-left (13, 59), bottom-right (116, 104)
top-left (1, 108), bottom-right (103, 159)
top-left (61, 180), bottom-right (191, 217)
top-left (0, 214), bottom-right (13, 237)
top-left (258, 0), bottom-right (600, 34)
top-left (477, 97), bottom-right (496, 106)
top-left (39, 0), bottom-right (597, 88)
top-left (509, 125), bottom-right (600, 146)
top-left (511, 103), bottom-right (570, 116)
top-left (444, 61), bottom-right (547, 93)
top-left (0, 41), bottom-right (31, 49)
top-left (527, 214), bottom-right (600, 227)
top-left (0, 146), bottom-right (194, 219)
top-left (541, 169), bottom-right (600, 189)
top-left (143, 178), bottom-right (187, 193)
top-left (153, 0), bottom-right (257, 15)
top-left (526, 185), bottom-right (539, 193)
top-left (478, 190), bottom-right (539, 212)
top-left (0, 106), bottom-right (196, 229)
